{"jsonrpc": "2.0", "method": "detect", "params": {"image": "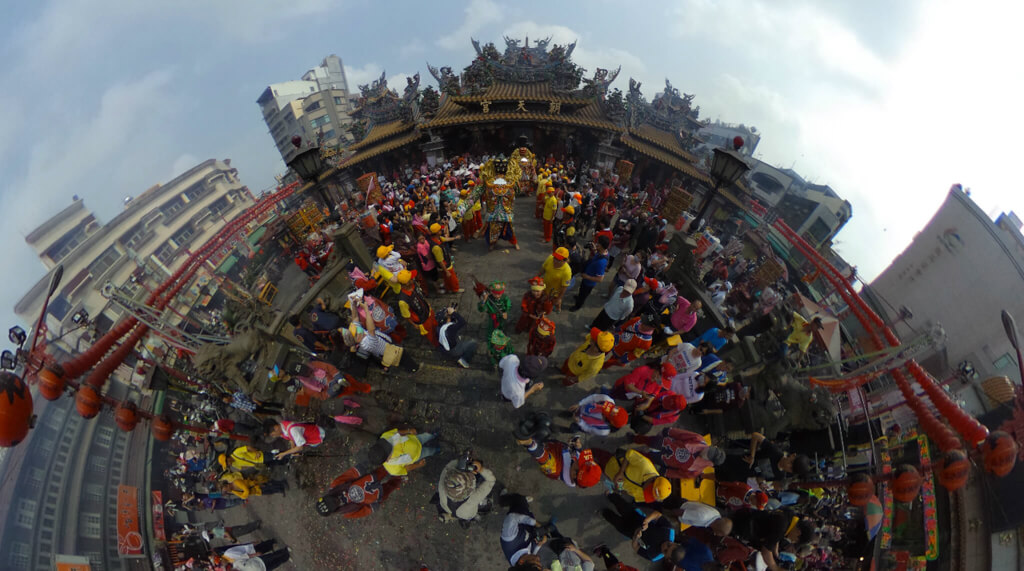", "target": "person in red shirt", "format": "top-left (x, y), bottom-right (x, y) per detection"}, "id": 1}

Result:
top-left (315, 465), bottom-right (402, 518)
top-left (633, 393), bottom-right (687, 431)
top-left (515, 277), bottom-right (554, 333)
top-left (632, 427), bottom-right (726, 480)
top-left (605, 362), bottom-right (675, 401)
top-left (527, 317), bottom-right (557, 359)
